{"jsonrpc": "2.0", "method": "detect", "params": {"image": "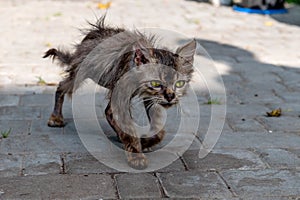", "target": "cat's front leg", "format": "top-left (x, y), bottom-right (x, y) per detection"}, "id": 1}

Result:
top-left (119, 132), bottom-right (148, 170)
top-left (105, 103), bottom-right (148, 169)
top-left (141, 102), bottom-right (166, 150)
